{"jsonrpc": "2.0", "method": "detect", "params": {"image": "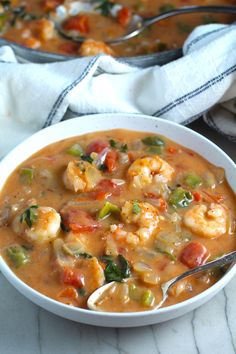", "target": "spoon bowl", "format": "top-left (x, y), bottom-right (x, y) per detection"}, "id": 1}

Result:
top-left (87, 250), bottom-right (236, 312)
